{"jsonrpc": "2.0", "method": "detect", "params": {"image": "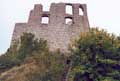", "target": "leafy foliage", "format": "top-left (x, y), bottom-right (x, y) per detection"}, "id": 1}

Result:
top-left (69, 28), bottom-right (120, 81)
top-left (26, 51), bottom-right (66, 81)
top-left (1, 28), bottom-right (120, 81)
top-left (0, 33), bottom-right (48, 72)
top-left (0, 33), bottom-right (66, 81)
top-left (17, 33), bottom-right (48, 60)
